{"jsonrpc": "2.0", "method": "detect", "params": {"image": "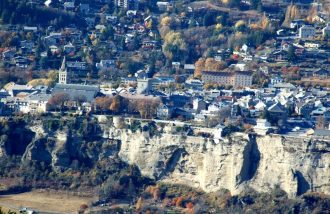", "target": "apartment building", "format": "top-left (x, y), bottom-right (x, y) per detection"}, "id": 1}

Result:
top-left (202, 71), bottom-right (253, 87)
